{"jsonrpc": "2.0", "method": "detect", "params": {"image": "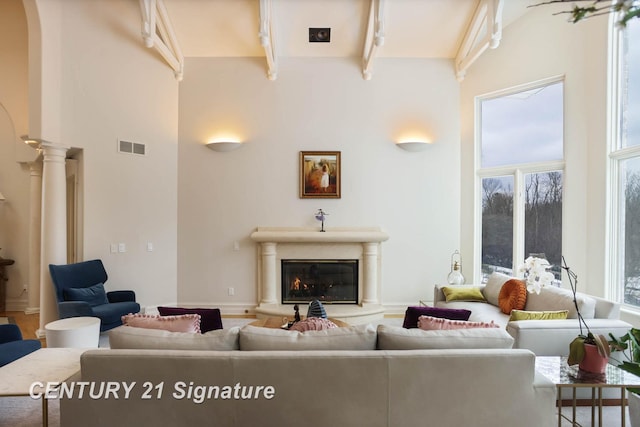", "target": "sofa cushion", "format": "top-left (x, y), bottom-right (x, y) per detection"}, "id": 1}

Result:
top-left (157, 306), bottom-right (222, 333)
top-left (509, 310), bottom-right (569, 321)
top-left (498, 279), bottom-right (527, 315)
top-left (417, 315), bottom-right (499, 330)
top-left (121, 313), bottom-right (201, 333)
top-left (109, 325), bottom-right (240, 350)
top-left (525, 286), bottom-right (596, 319)
top-left (63, 283), bottom-right (109, 307)
top-left (442, 286), bottom-right (486, 302)
top-left (402, 306), bottom-right (472, 329)
top-left (239, 324), bottom-right (376, 351)
top-left (483, 272), bottom-right (512, 306)
top-left (376, 324), bottom-right (514, 350)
